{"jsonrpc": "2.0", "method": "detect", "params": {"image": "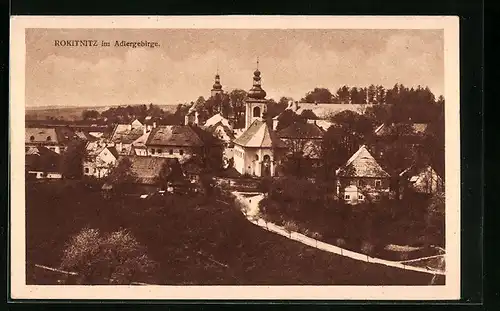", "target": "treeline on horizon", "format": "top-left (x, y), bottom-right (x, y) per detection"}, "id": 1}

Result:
top-left (33, 83), bottom-right (444, 127)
